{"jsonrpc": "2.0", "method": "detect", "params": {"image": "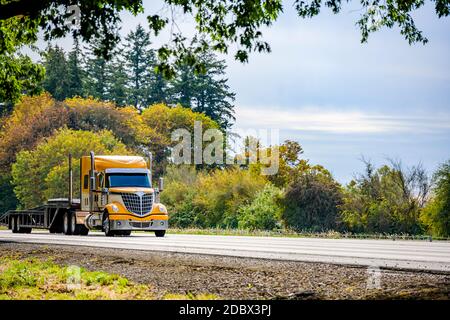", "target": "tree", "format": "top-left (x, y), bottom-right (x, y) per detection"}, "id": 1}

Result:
top-left (41, 45), bottom-right (69, 100)
top-left (11, 128), bottom-right (130, 208)
top-left (170, 52), bottom-right (235, 128)
top-left (0, 51), bottom-right (45, 111)
top-left (84, 39), bottom-right (109, 100)
top-left (104, 55), bottom-right (128, 106)
top-left (122, 24), bottom-right (155, 109)
top-left (341, 159), bottom-right (430, 234)
top-left (2, 0), bottom-right (448, 108)
top-left (140, 103), bottom-right (220, 176)
top-left (421, 160), bottom-right (450, 237)
top-left (66, 38), bottom-right (85, 98)
top-left (281, 168), bottom-right (343, 232)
